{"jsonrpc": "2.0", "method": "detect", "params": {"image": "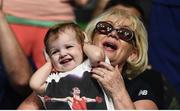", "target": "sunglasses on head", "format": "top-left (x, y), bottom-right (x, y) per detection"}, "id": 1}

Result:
top-left (95, 21), bottom-right (135, 43)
